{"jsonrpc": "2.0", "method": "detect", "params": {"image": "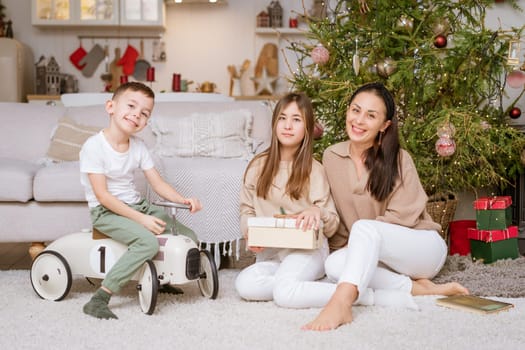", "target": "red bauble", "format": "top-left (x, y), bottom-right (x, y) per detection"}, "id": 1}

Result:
top-left (311, 44), bottom-right (330, 65)
top-left (509, 107), bottom-right (522, 119)
top-left (434, 34), bottom-right (447, 48)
